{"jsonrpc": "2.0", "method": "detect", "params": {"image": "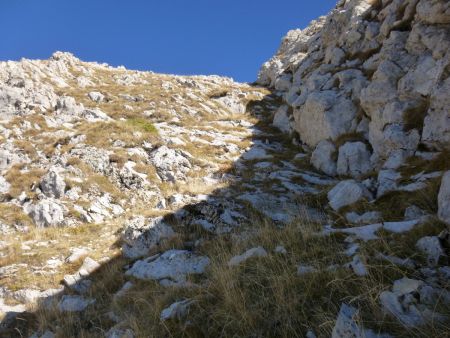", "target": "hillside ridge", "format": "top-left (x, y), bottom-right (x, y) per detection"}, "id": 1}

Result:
top-left (1, 0), bottom-right (449, 337)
